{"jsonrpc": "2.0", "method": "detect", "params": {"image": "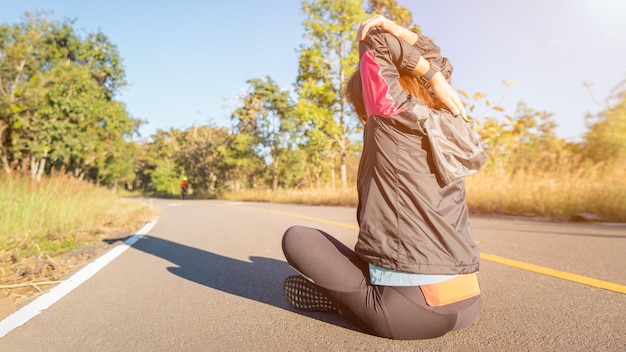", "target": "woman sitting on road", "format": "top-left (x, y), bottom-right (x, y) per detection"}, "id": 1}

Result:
top-left (281, 15), bottom-right (483, 340)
